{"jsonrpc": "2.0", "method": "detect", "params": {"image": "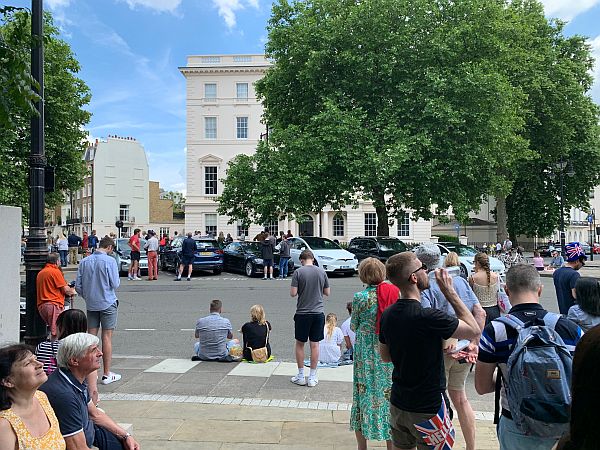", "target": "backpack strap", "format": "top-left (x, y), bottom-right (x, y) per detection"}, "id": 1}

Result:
top-left (496, 314), bottom-right (525, 331)
top-left (542, 312), bottom-right (560, 330)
